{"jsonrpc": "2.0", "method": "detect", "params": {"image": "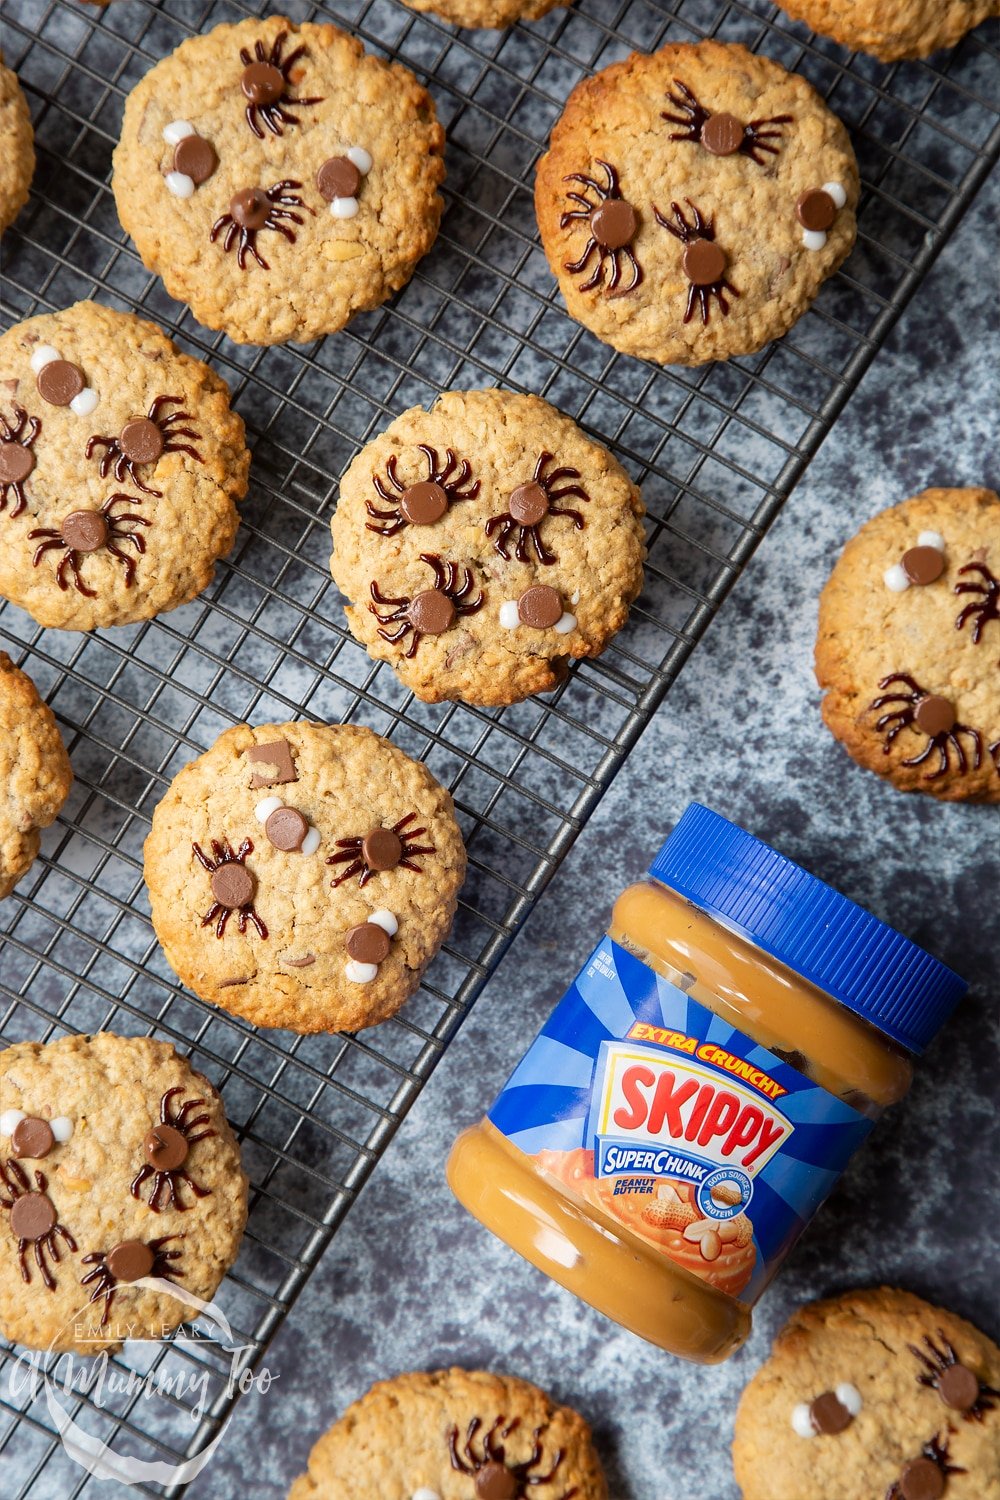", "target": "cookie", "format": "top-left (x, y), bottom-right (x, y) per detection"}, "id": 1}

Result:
top-left (535, 40), bottom-right (859, 366)
top-left (774, 1), bottom-right (1000, 62)
top-left (816, 486), bottom-right (1000, 802)
top-left (145, 721), bottom-right (466, 1033)
top-left (0, 652), bottom-right (72, 899)
top-left (0, 301), bottom-right (249, 631)
top-left (288, 1368), bottom-right (608, 1500)
top-left (0, 60), bottom-right (34, 237)
top-left (400, 0), bottom-right (573, 26)
top-left (330, 389), bottom-right (646, 705)
top-left (733, 1287), bottom-right (1000, 1500)
top-left (0, 1032), bottom-right (247, 1355)
top-left (112, 16), bottom-right (446, 346)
